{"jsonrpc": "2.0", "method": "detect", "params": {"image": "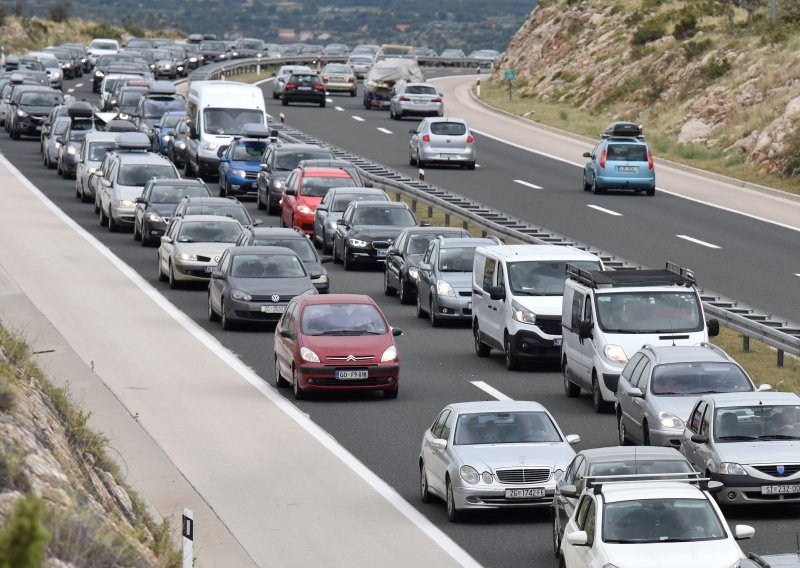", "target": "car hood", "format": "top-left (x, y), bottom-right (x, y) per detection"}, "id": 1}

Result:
top-left (229, 275), bottom-right (312, 296)
top-left (111, 184), bottom-right (146, 200)
top-left (230, 160), bottom-right (260, 169)
top-left (716, 440), bottom-right (800, 465)
top-left (301, 260), bottom-right (325, 278)
top-left (349, 226), bottom-right (409, 241)
top-left (453, 442), bottom-right (575, 472)
top-left (18, 105), bottom-right (57, 115)
top-left (513, 295), bottom-right (563, 317)
top-left (301, 334), bottom-right (393, 357)
top-left (652, 396), bottom-right (704, 422)
top-left (436, 271), bottom-right (472, 289)
top-left (149, 203), bottom-right (178, 216)
top-left (601, 539), bottom-right (742, 567)
top-left (271, 171), bottom-right (292, 181)
top-left (174, 242), bottom-right (234, 259)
